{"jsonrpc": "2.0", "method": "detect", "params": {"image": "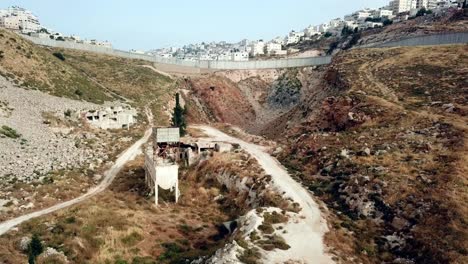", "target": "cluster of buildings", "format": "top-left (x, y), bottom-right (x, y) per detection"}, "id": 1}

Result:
top-left (0, 6), bottom-right (40, 33)
top-left (149, 41), bottom-right (250, 62)
top-left (0, 6), bottom-right (113, 49)
top-left (151, 0), bottom-right (463, 61)
top-left (2, 1), bottom-right (465, 62)
top-left (149, 39), bottom-right (292, 62)
top-left (391, 0), bottom-right (462, 14)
